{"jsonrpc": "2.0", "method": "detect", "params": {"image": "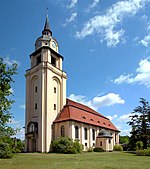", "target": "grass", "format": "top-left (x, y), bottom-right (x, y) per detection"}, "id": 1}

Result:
top-left (0, 152), bottom-right (150, 169)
